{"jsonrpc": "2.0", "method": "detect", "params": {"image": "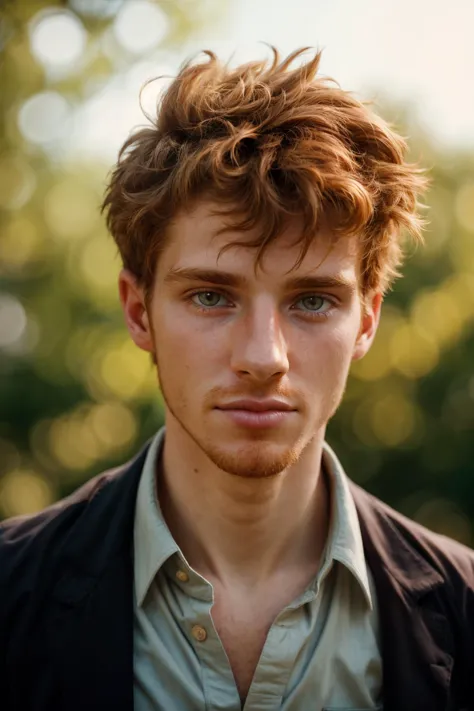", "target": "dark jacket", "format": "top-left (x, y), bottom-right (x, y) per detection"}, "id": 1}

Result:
top-left (1, 441), bottom-right (473, 711)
